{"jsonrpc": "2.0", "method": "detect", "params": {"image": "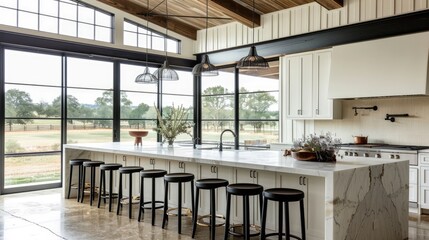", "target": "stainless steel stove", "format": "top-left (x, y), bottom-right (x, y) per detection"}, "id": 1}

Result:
top-left (336, 144), bottom-right (429, 166)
